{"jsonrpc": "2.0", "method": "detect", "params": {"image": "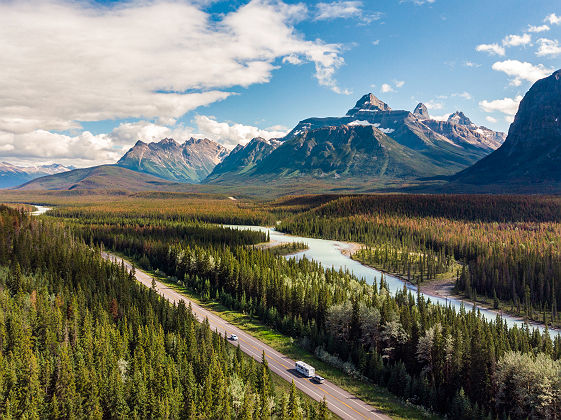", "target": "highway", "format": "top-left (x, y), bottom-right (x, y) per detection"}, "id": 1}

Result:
top-left (102, 252), bottom-right (392, 420)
